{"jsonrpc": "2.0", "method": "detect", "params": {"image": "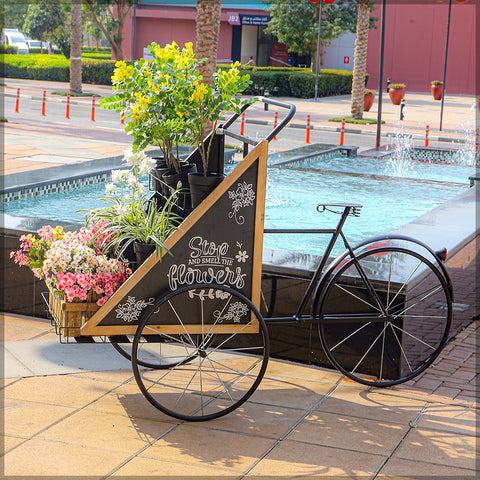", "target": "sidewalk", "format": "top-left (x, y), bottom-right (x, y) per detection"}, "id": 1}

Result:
top-left (2, 312), bottom-right (478, 478)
